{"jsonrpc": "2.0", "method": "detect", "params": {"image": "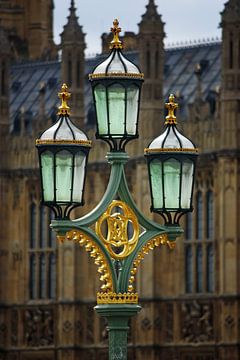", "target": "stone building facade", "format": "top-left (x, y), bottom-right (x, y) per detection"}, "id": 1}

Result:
top-left (0, 0), bottom-right (239, 359)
